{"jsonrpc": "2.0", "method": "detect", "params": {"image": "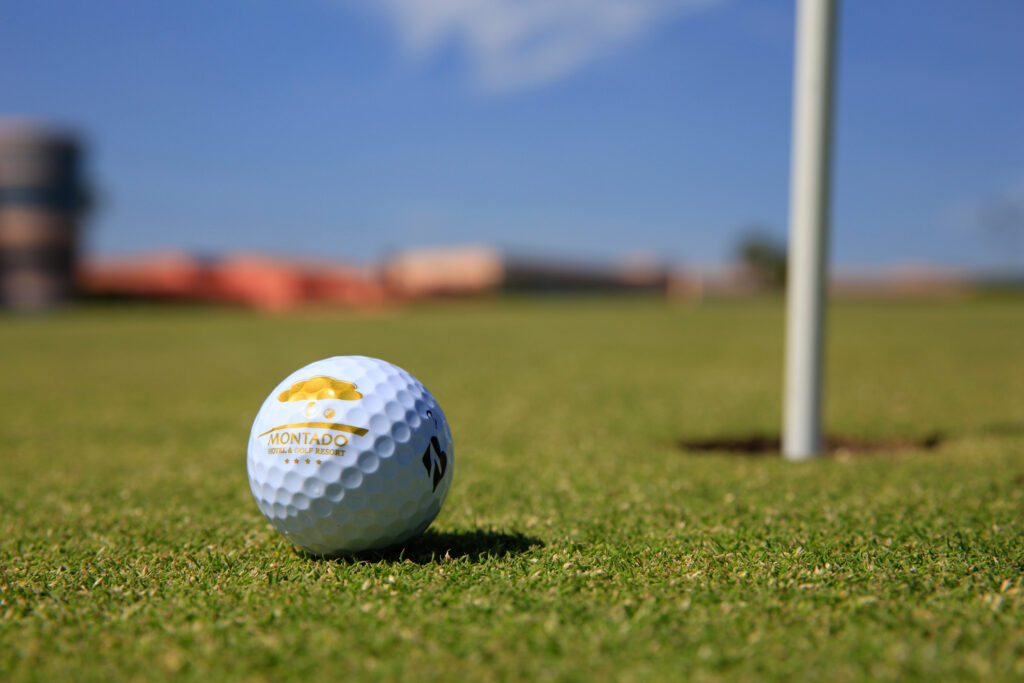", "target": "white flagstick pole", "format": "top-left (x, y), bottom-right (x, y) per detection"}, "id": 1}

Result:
top-left (783, 0), bottom-right (839, 460)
